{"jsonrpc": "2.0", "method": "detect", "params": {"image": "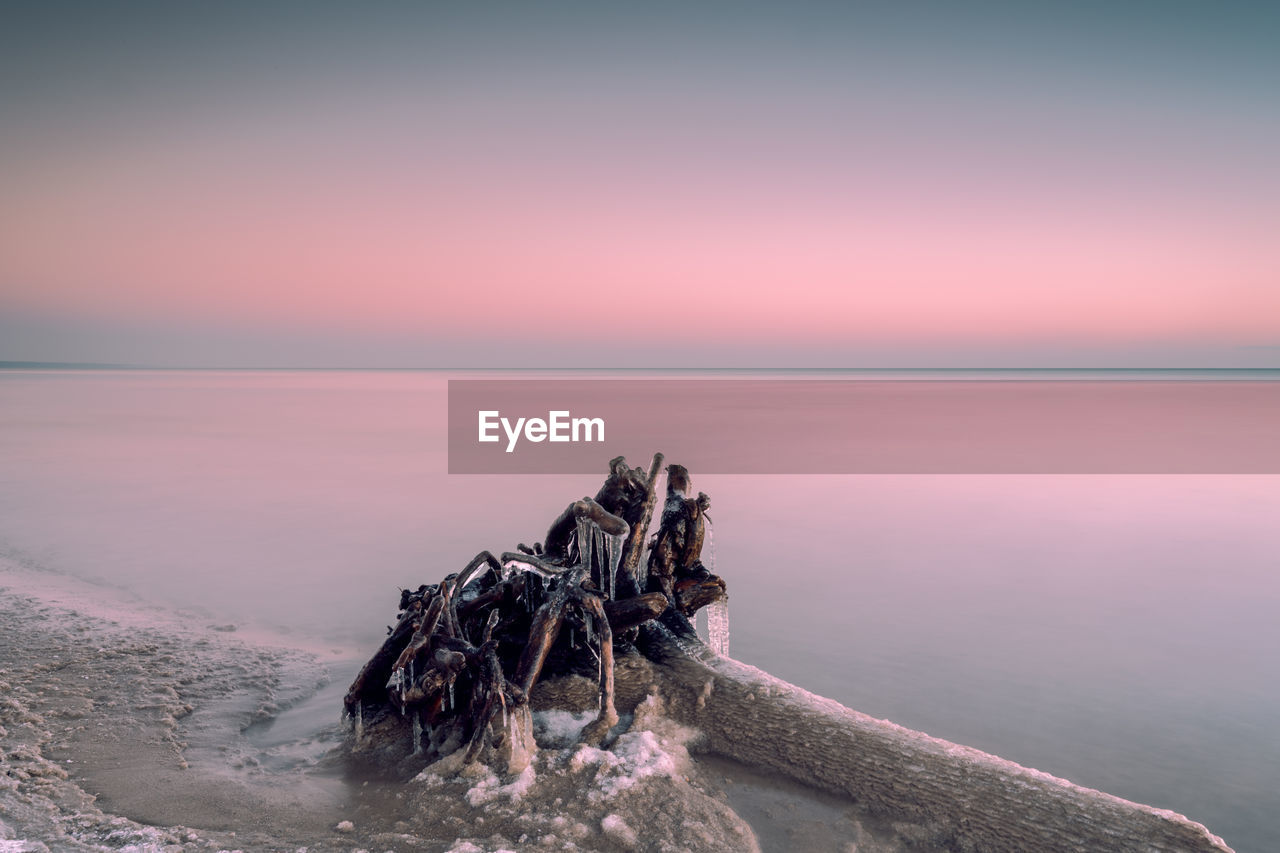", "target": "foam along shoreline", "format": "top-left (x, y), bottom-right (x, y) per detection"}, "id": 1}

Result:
top-left (630, 616), bottom-right (1233, 853)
